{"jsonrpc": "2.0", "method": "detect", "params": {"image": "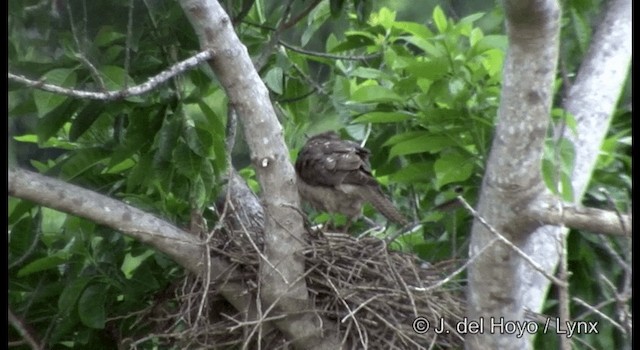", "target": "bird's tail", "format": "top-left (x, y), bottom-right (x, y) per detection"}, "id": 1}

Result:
top-left (359, 187), bottom-right (409, 226)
